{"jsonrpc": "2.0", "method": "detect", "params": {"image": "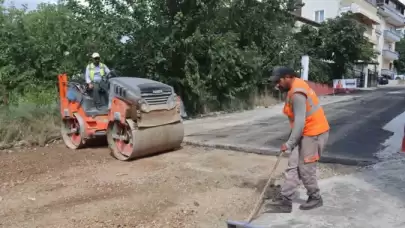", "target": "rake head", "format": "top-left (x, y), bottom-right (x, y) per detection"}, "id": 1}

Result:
top-left (226, 220), bottom-right (270, 228)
